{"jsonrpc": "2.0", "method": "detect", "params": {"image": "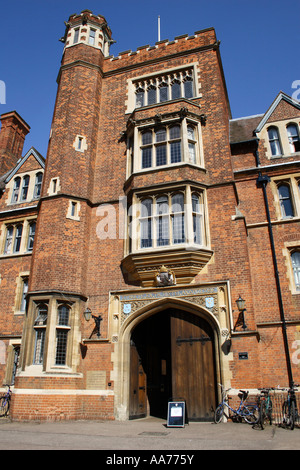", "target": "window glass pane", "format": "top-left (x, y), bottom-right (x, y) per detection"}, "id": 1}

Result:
top-left (21, 175), bottom-right (29, 200)
top-left (14, 225), bottom-right (23, 252)
top-left (292, 252), bottom-right (300, 290)
top-left (136, 89), bottom-right (144, 108)
top-left (141, 219), bottom-right (152, 248)
top-left (58, 305), bottom-right (69, 326)
top-left (187, 126), bottom-right (195, 140)
top-left (157, 215), bottom-right (169, 246)
top-left (34, 173), bottom-right (43, 198)
top-left (156, 197), bottom-right (168, 215)
top-left (184, 77), bottom-right (194, 98)
top-left (12, 177), bottom-right (21, 203)
top-left (27, 222), bottom-right (36, 251)
top-left (169, 125), bottom-right (180, 139)
top-left (141, 199), bottom-right (152, 217)
top-left (278, 184), bottom-right (294, 217)
top-left (193, 214), bottom-right (202, 244)
top-left (170, 141), bottom-right (181, 163)
top-left (147, 86), bottom-right (156, 105)
top-left (171, 80), bottom-right (181, 100)
top-left (172, 194), bottom-right (185, 243)
top-left (20, 278), bottom-right (28, 312)
top-left (188, 142), bottom-right (196, 163)
top-left (89, 29), bottom-right (96, 45)
top-left (55, 330), bottom-right (68, 365)
top-left (159, 83), bottom-right (168, 102)
top-left (4, 226), bottom-right (13, 254)
top-left (73, 28), bottom-right (79, 44)
top-left (34, 330), bottom-right (45, 364)
top-left (287, 124), bottom-right (300, 153)
top-left (268, 127), bottom-right (282, 156)
top-left (156, 145), bottom-right (167, 166)
top-left (142, 131), bottom-right (152, 145)
top-left (155, 128), bottom-right (166, 142)
top-left (141, 199), bottom-right (152, 248)
top-left (142, 148), bottom-right (152, 168)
